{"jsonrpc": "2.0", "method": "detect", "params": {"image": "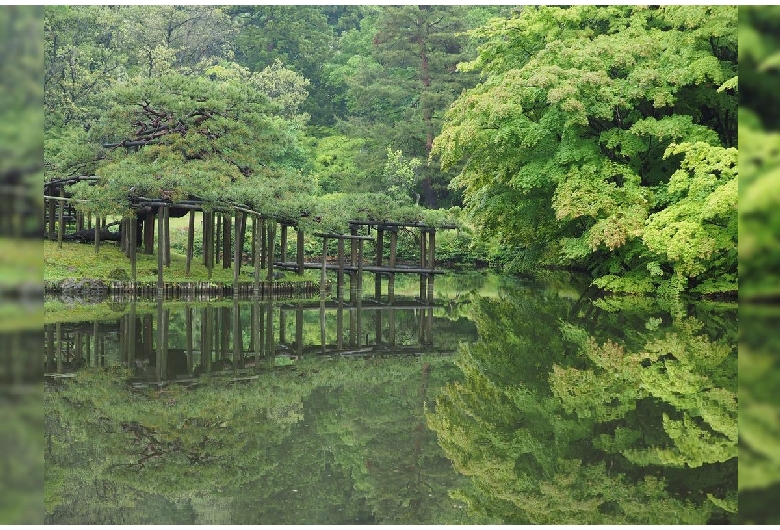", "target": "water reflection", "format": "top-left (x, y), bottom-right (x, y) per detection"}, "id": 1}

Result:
top-left (43, 274), bottom-right (737, 524)
top-left (44, 296), bottom-right (448, 383)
